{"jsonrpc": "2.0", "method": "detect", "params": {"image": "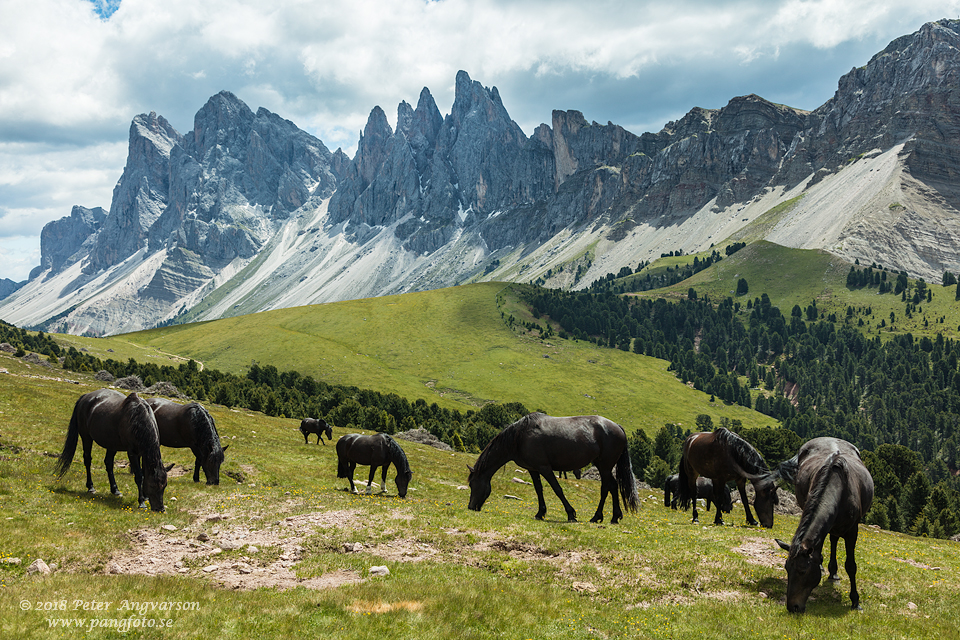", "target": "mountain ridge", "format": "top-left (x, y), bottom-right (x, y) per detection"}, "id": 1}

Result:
top-left (3, 19), bottom-right (960, 335)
